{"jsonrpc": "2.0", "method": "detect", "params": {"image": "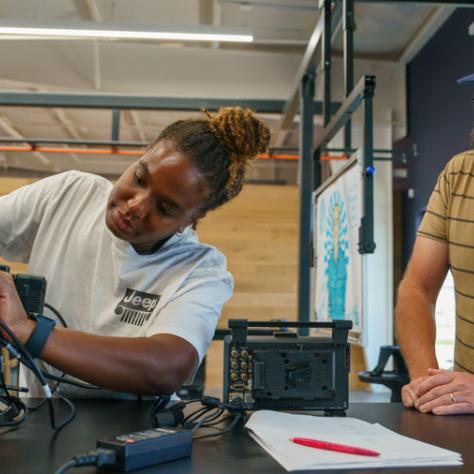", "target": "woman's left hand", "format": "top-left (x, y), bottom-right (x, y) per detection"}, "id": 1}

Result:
top-left (0, 270), bottom-right (34, 343)
top-left (415, 368), bottom-right (474, 415)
